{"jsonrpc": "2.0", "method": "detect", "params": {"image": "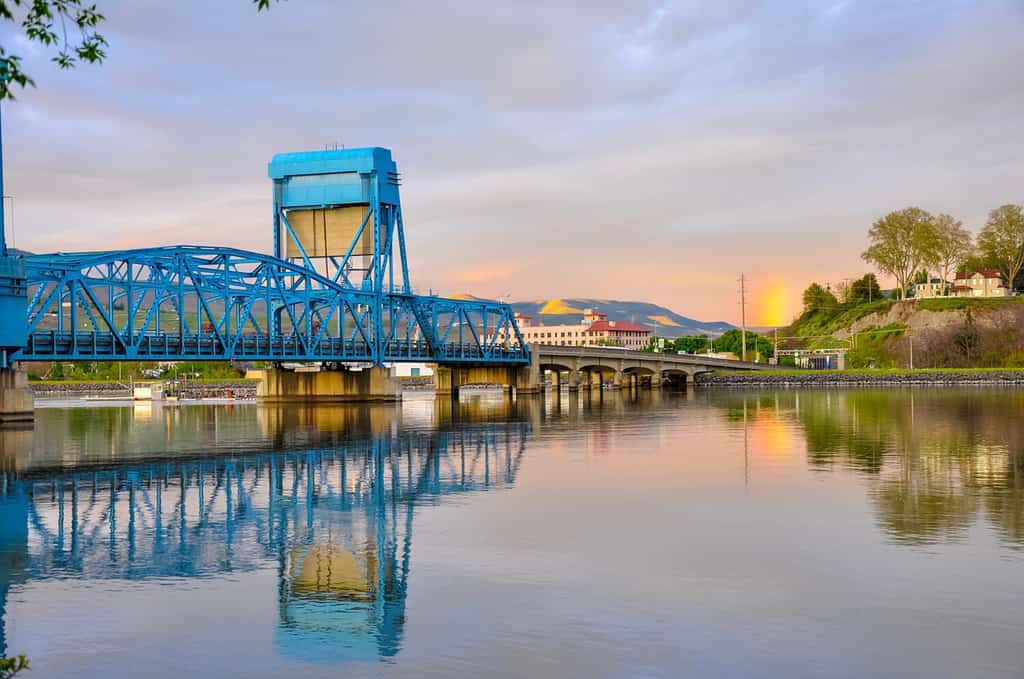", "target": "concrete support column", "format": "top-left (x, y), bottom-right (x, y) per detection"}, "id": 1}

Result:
top-left (248, 366), bottom-right (401, 402)
top-left (0, 369), bottom-right (33, 423)
top-left (610, 370), bottom-right (622, 390)
top-left (650, 372), bottom-right (663, 389)
top-left (567, 370), bottom-right (581, 392)
top-left (511, 352), bottom-right (541, 395)
top-left (433, 366), bottom-right (455, 396)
